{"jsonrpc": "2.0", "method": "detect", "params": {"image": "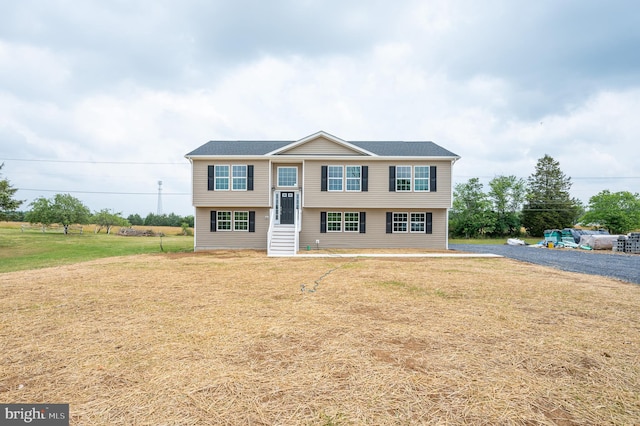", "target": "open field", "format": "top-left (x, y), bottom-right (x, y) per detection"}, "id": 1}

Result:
top-left (1, 251), bottom-right (639, 425)
top-left (0, 224), bottom-right (193, 273)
